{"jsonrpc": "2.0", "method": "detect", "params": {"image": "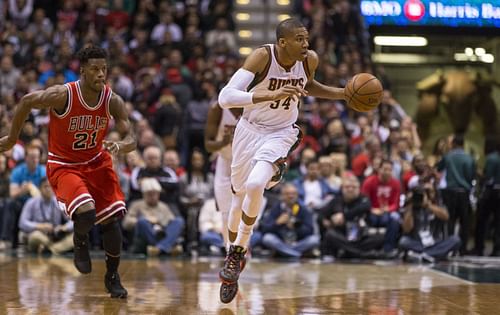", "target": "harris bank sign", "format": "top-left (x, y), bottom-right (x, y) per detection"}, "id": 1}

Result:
top-left (361, 0), bottom-right (500, 27)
